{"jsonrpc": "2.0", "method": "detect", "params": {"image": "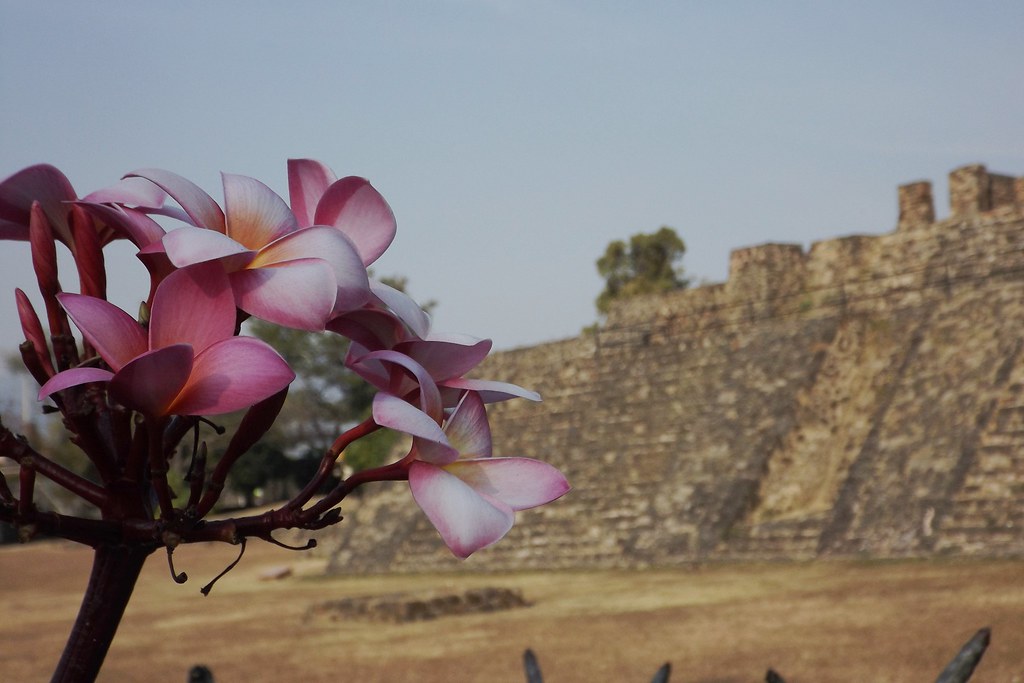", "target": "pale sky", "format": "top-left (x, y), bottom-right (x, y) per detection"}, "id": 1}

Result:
top-left (2, 1), bottom-right (1022, 389)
